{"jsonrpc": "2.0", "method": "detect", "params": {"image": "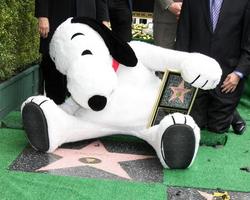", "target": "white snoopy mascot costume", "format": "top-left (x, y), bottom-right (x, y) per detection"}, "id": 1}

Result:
top-left (22, 17), bottom-right (222, 169)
